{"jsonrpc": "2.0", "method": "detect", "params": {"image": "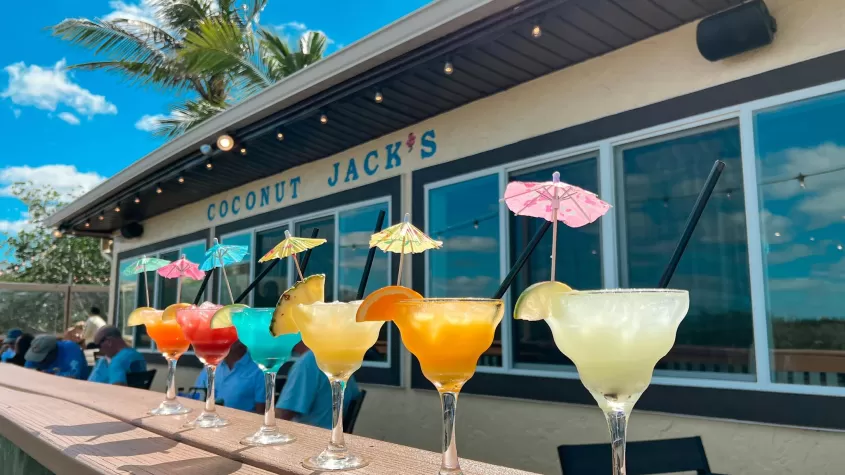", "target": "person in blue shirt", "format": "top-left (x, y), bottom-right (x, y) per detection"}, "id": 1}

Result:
top-left (24, 334), bottom-right (89, 380)
top-left (1, 328), bottom-right (22, 362)
top-left (88, 326), bottom-right (146, 386)
top-left (276, 341), bottom-right (361, 430)
top-left (193, 340), bottom-right (265, 414)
